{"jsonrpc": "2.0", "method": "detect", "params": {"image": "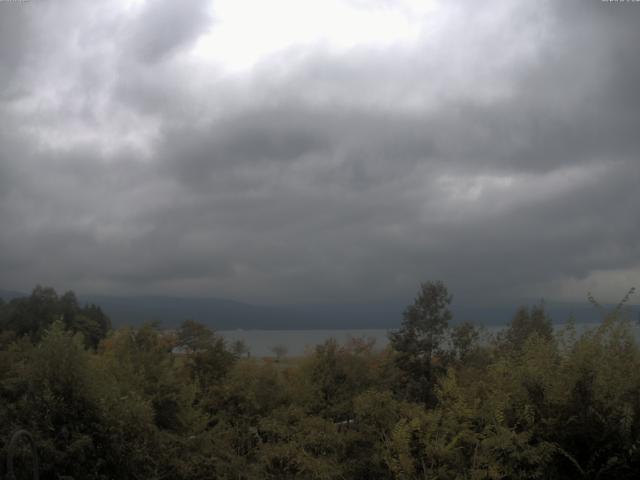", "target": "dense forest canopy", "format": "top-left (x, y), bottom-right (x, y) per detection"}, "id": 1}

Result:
top-left (0, 286), bottom-right (111, 348)
top-left (1, 283), bottom-right (639, 479)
